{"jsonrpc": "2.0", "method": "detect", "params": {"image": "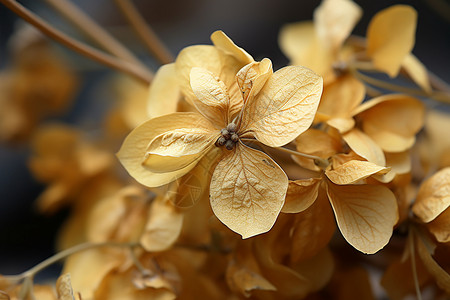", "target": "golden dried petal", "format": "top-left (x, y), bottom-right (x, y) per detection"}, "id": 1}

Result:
top-left (290, 190), bottom-right (336, 262)
top-left (314, 0), bottom-right (362, 54)
top-left (236, 59), bottom-right (273, 103)
top-left (210, 144), bottom-right (288, 238)
top-left (140, 195), bottom-right (184, 252)
top-left (117, 112), bottom-right (215, 187)
top-left (278, 21), bottom-right (335, 81)
top-left (356, 94), bottom-right (425, 152)
top-left (240, 66), bottom-right (323, 147)
top-left (210, 30), bottom-right (253, 65)
top-left (189, 67), bottom-right (230, 125)
top-left (402, 54), bottom-right (431, 93)
top-left (326, 182), bottom-right (398, 254)
top-left (226, 262), bottom-right (276, 297)
top-left (63, 249), bottom-right (125, 299)
top-left (175, 45), bottom-right (222, 106)
top-left (427, 208), bottom-right (450, 243)
top-left (282, 178), bottom-right (321, 213)
top-left (325, 160), bottom-right (389, 185)
top-left (343, 129), bottom-right (386, 167)
top-left (373, 151), bottom-right (411, 183)
top-left (413, 167), bottom-right (450, 223)
top-left (327, 117), bottom-right (355, 134)
top-left (318, 74), bottom-right (365, 119)
top-left (147, 63), bottom-right (180, 119)
top-left (366, 5), bottom-right (417, 77)
top-left (416, 234), bottom-right (450, 294)
top-left (56, 274), bottom-right (75, 300)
